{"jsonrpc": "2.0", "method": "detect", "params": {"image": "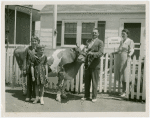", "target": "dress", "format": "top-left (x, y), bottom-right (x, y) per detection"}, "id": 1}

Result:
top-left (118, 38), bottom-right (134, 82)
top-left (31, 54), bottom-right (47, 85)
